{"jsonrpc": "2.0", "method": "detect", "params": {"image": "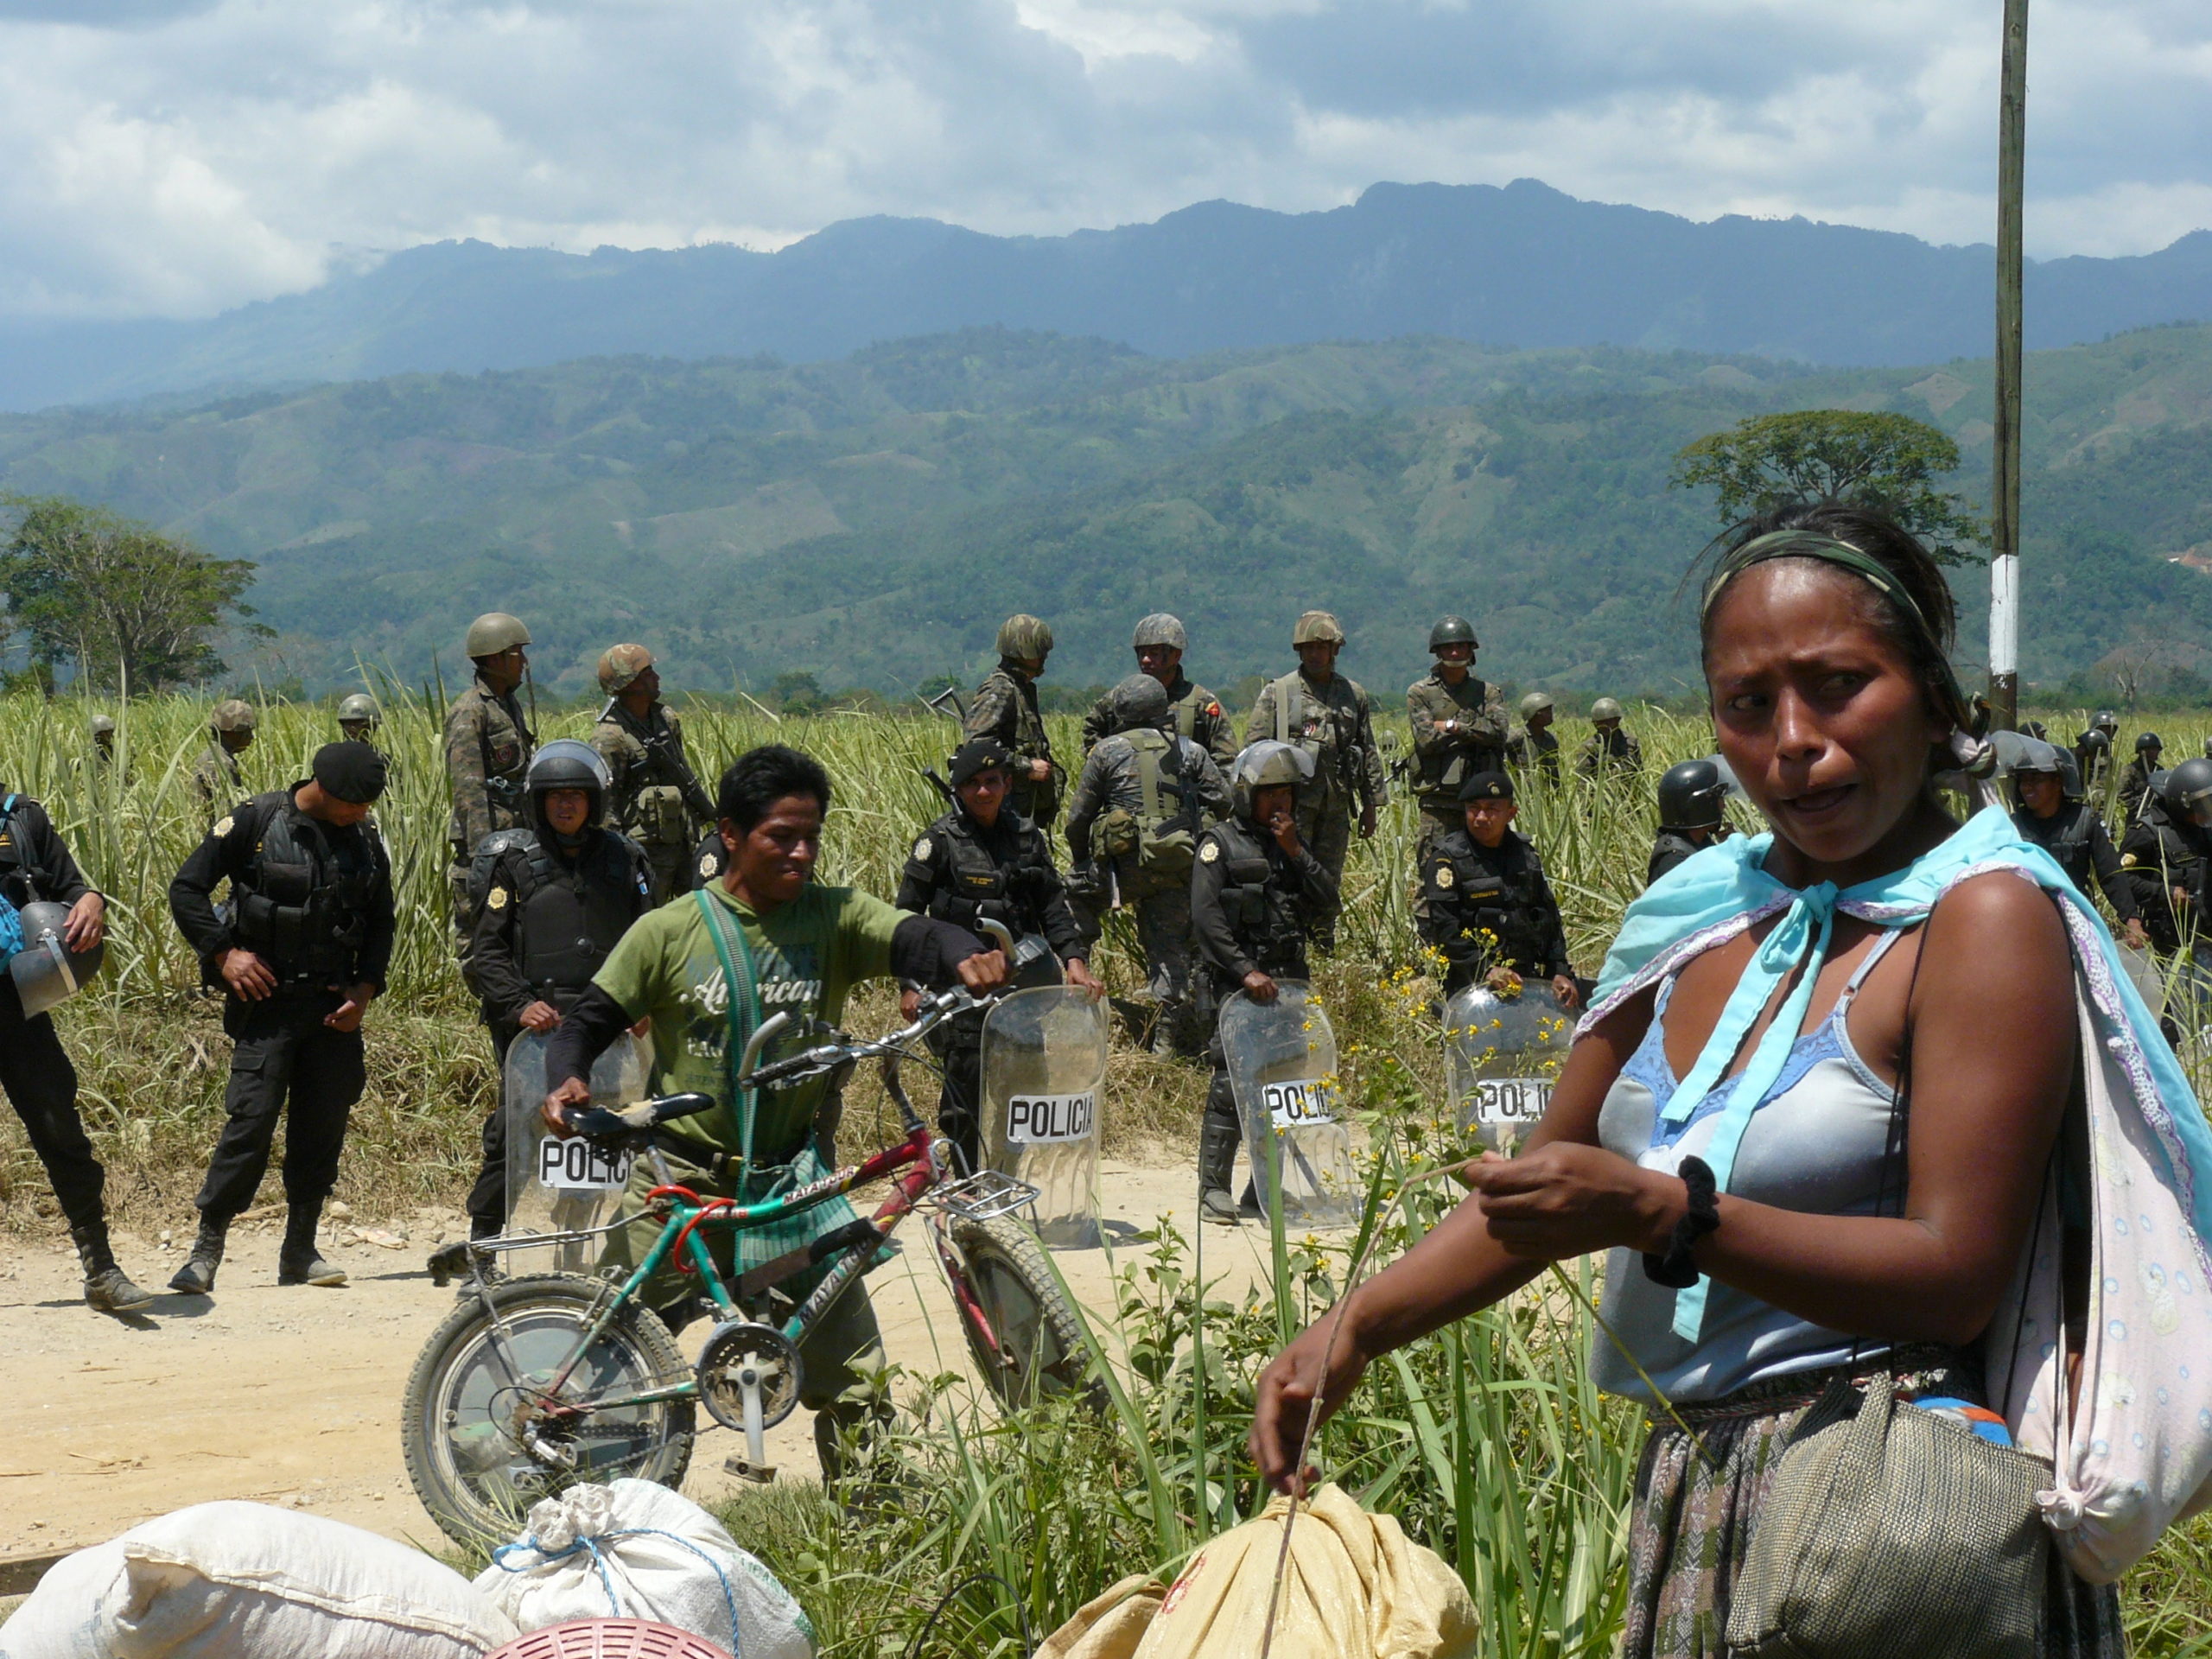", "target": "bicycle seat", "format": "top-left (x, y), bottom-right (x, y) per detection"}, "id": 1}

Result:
top-left (568, 1092), bottom-right (717, 1141)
